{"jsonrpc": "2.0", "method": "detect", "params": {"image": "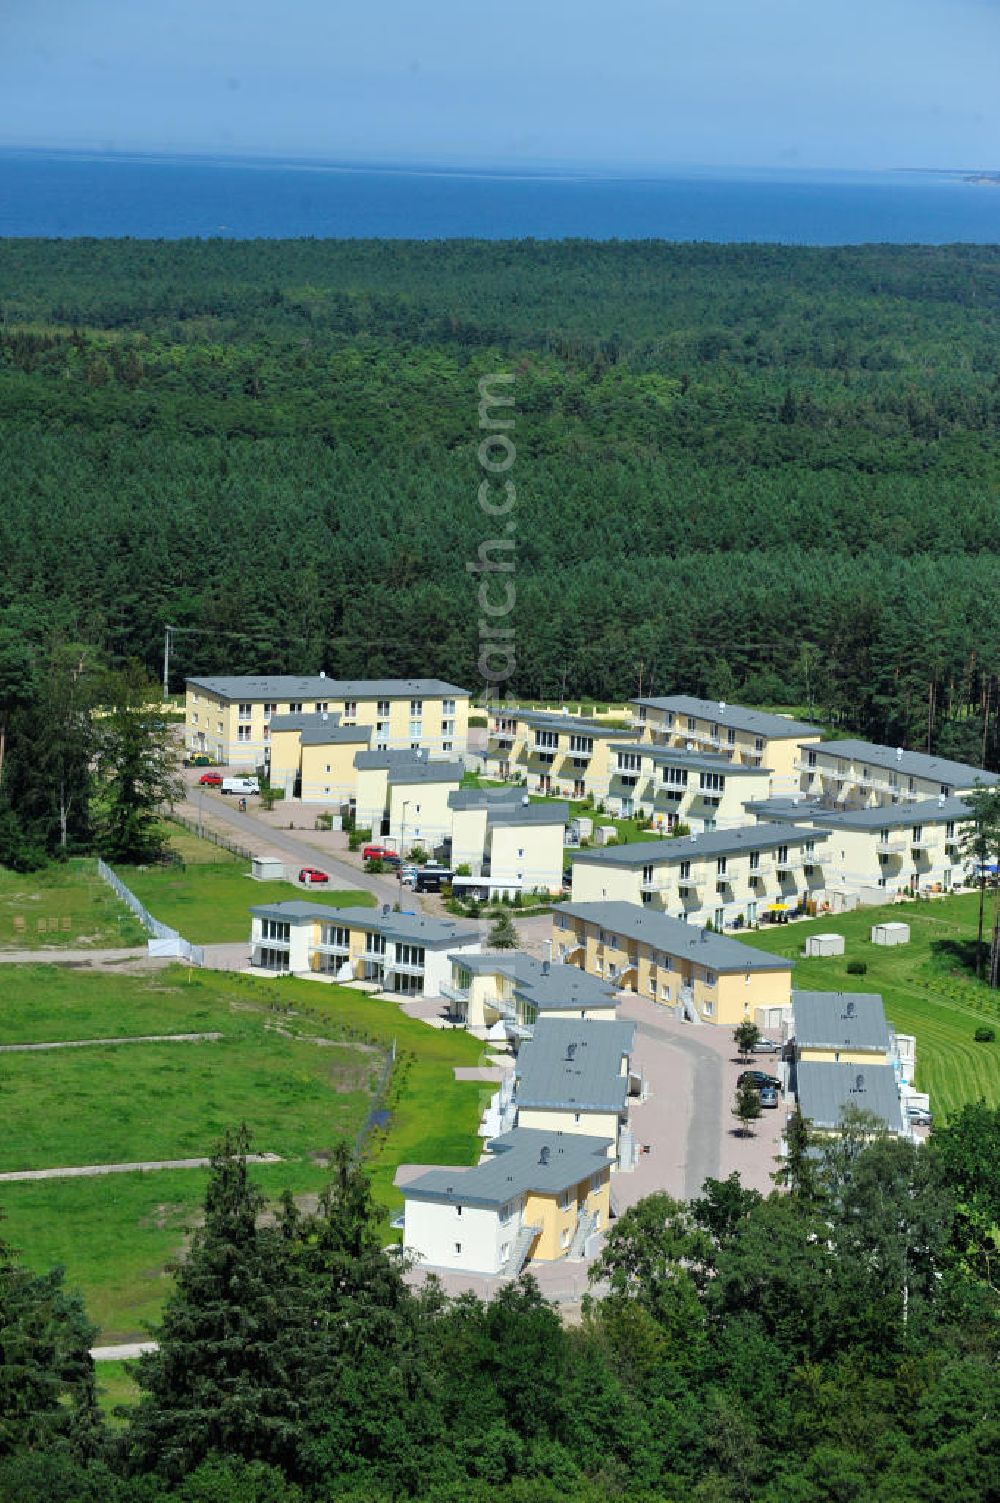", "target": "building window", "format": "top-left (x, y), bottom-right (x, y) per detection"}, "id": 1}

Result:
top-left (263, 702), bottom-right (277, 718)
top-left (289, 701), bottom-right (303, 713)
top-left (409, 720), bottom-right (422, 740)
top-left (238, 702), bottom-right (252, 720)
top-left (700, 772), bottom-right (724, 793)
top-left (442, 698), bottom-right (456, 716)
top-left (455, 1205), bottom-right (462, 1217)
top-left (703, 1000), bottom-right (714, 1017)
top-left (316, 702), bottom-right (328, 714)
top-left (237, 725), bottom-right (252, 742)
top-left (454, 1242), bottom-right (462, 1254)
top-left (946, 821), bottom-right (955, 839)
top-left (344, 701), bottom-right (357, 720)
top-left (912, 825), bottom-right (923, 842)
top-left (679, 861), bottom-right (691, 880)
top-left (755, 738), bottom-right (764, 753)
top-left (192, 712), bottom-right (199, 725)
top-left (410, 699), bottom-right (423, 716)
top-left (705, 968), bottom-right (717, 986)
top-left (716, 856), bottom-right (727, 876)
top-left (376, 699), bottom-right (390, 718)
